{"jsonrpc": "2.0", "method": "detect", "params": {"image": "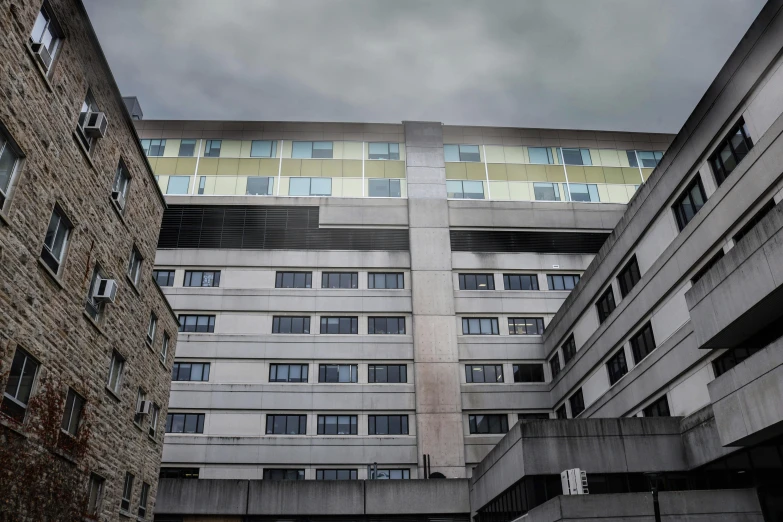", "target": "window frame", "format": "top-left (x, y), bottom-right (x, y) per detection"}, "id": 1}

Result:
top-left (465, 364), bottom-right (505, 384)
top-left (272, 316), bottom-right (310, 334)
top-left (178, 314), bottom-right (216, 333)
top-left (512, 363), bottom-right (545, 383)
top-left (120, 472), bottom-right (134, 513)
top-left (561, 335), bottom-right (577, 365)
top-left (503, 274), bottom-right (539, 291)
top-left (319, 316), bottom-right (358, 334)
top-left (127, 246), bottom-right (143, 286)
top-left (533, 182), bottom-right (561, 201)
top-left (76, 90), bottom-right (99, 151)
top-left (546, 274), bottom-right (581, 291)
top-left (468, 414), bottom-right (509, 434)
top-left (316, 469), bottom-right (358, 480)
top-left (250, 140), bottom-right (277, 158)
top-left (368, 414), bottom-right (409, 435)
top-left (318, 364), bottom-right (358, 383)
top-left (171, 362), bottom-right (211, 382)
top-left (0, 124), bottom-right (24, 212)
top-left (29, 1), bottom-right (63, 74)
top-left (368, 364), bottom-right (407, 383)
top-left (84, 263), bottom-right (105, 321)
top-left (630, 322), bottom-right (656, 364)
top-left (265, 414), bottom-right (308, 435)
top-left (321, 271), bottom-right (358, 289)
top-left (165, 412), bottom-right (205, 434)
top-left (60, 387), bottom-right (84, 436)
top-left (317, 414), bottom-right (358, 435)
top-left (148, 403), bottom-right (160, 439)
top-left (617, 256), bottom-right (641, 298)
top-left (1, 347), bottom-right (40, 422)
top-left (87, 473), bottom-right (105, 517)
top-left (183, 270), bottom-right (221, 288)
top-left (269, 363), bottom-right (309, 383)
top-left (146, 312), bottom-right (157, 346)
top-left (367, 178), bottom-right (402, 198)
top-left (458, 273), bottom-right (496, 291)
top-left (204, 140), bottom-right (222, 158)
top-left (288, 176), bottom-right (332, 196)
top-left (263, 469), bottom-right (305, 480)
top-left (137, 482), bottom-right (150, 518)
top-left (569, 388), bottom-right (585, 417)
top-left (160, 332), bottom-right (170, 364)
top-left (275, 271), bottom-right (312, 288)
top-left (140, 139), bottom-right (166, 157)
top-left (40, 204), bottom-right (72, 275)
top-left (107, 350), bottom-right (124, 395)
top-left (111, 159), bottom-right (132, 212)
top-left (709, 119), bottom-right (753, 186)
top-left (673, 176), bottom-right (707, 231)
top-left (596, 286), bottom-right (616, 324)
top-left (446, 179), bottom-right (485, 199)
top-left (153, 270), bottom-right (176, 287)
top-left (368, 272), bottom-right (404, 289)
top-left (461, 317), bottom-right (500, 335)
top-left (606, 349), bottom-right (628, 386)
top-left (246, 176), bottom-right (274, 195)
top-left (508, 317), bottom-right (545, 335)
top-left (178, 139), bottom-right (197, 157)
top-left (549, 354), bottom-right (561, 380)
top-left (643, 395), bottom-right (671, 417)
top-left (368, 317), bottom-right (406, 335)
top-left (291, 141), bottom-right (333, 159)
top-left (368, 142), bottom-right (400, 160)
